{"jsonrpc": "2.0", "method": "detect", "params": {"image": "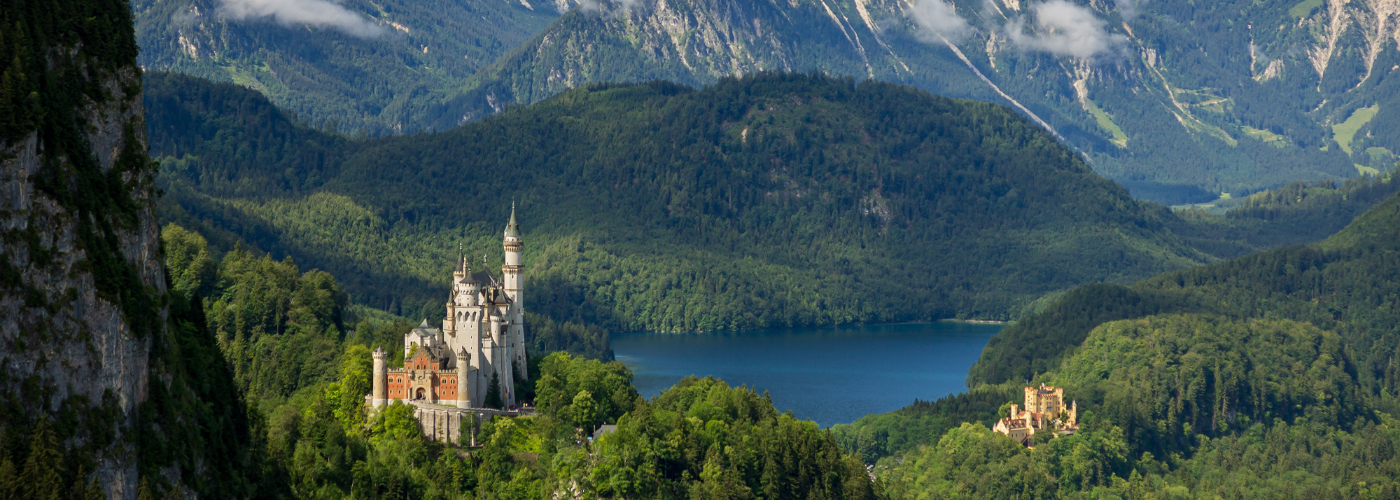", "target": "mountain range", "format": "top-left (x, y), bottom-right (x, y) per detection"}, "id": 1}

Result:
top-left (134, 0), bottom-right (1400, 202)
